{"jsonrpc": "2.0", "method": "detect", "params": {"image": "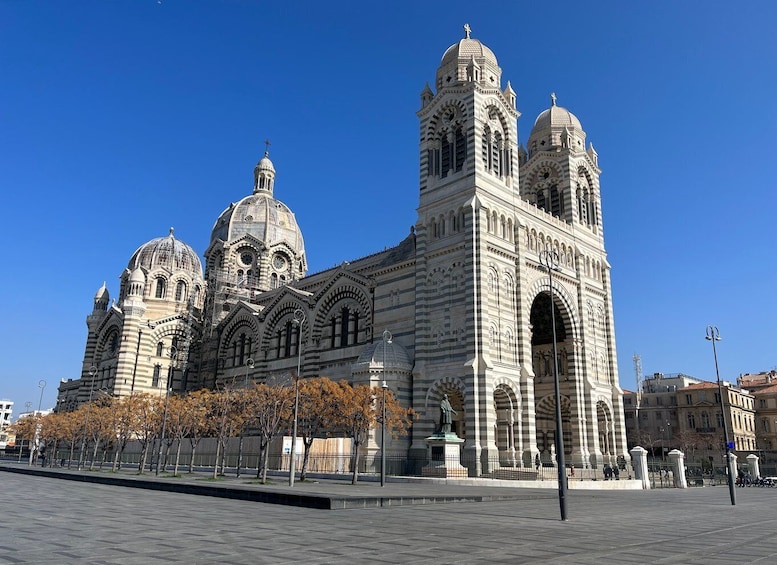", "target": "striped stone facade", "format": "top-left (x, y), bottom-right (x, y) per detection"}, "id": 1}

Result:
top-left (61, 27), bottom-right (628, 475)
